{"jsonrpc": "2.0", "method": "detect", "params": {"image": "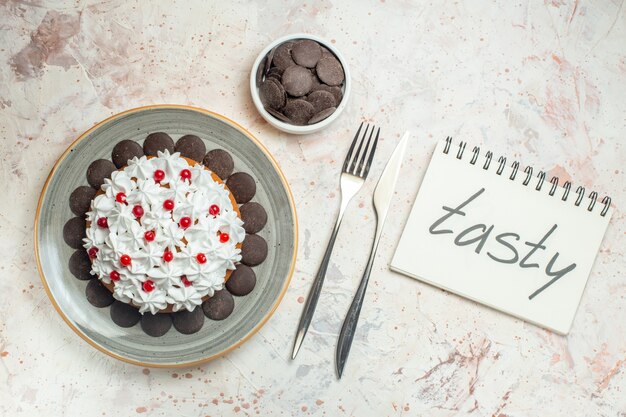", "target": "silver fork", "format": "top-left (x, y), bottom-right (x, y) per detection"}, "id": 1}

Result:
top-left (291, 123), bottom-right (380, 359)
